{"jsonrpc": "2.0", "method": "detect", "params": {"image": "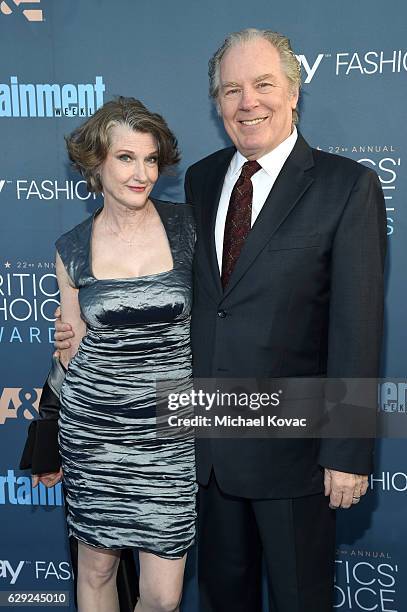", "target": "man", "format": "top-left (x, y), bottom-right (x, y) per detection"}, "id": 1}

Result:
top-left (55, 28), bottom-right (386, 612)
top-left (184, 29), bottom-right (386, 612)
